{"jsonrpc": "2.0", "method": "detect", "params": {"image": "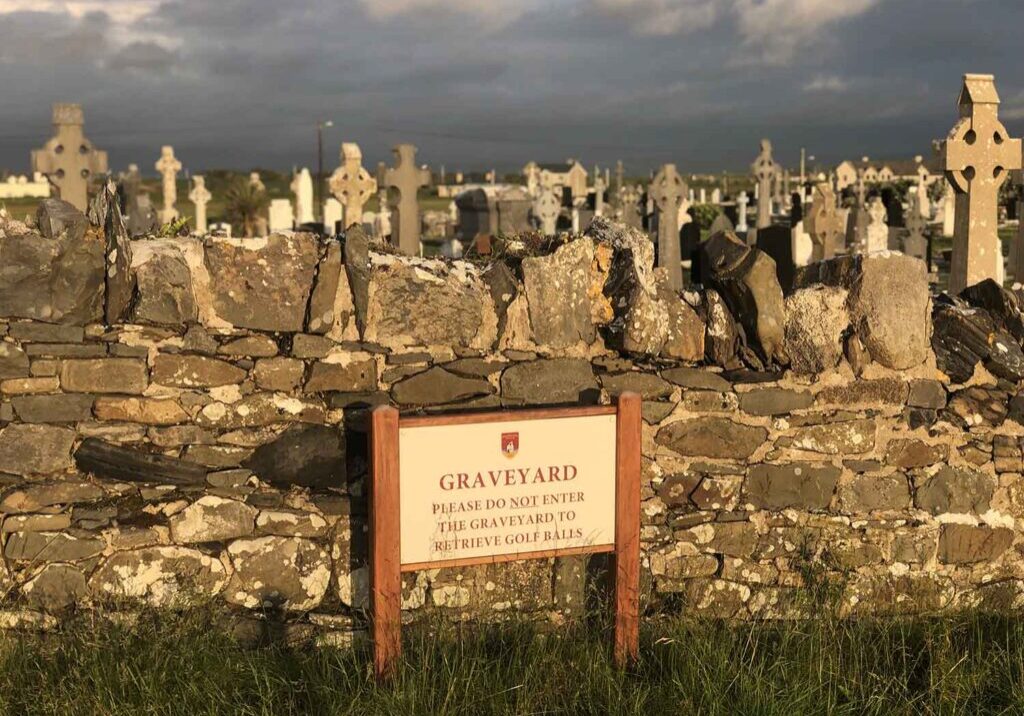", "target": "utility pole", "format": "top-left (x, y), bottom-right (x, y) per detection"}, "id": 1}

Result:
top-left (316, 119), bottom-right (333, 223)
